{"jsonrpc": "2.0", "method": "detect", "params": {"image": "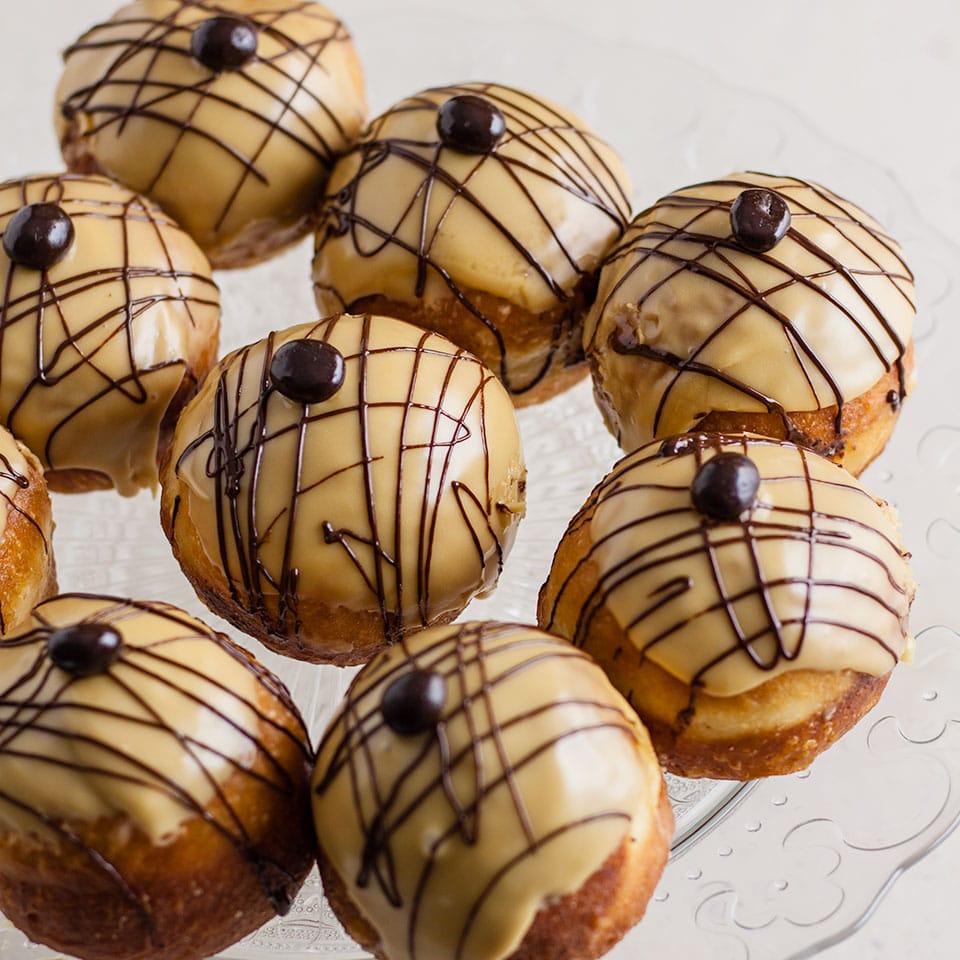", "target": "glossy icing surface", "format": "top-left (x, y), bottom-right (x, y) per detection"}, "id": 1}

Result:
top-left (0, 594), bottom-right (306, 843)
top-left (0, 173), bottom-right (220, 495)
top-left (584, 172), bottom-right (915, 449)
top-left (313, 82), bottom-right (632, 395)
top-left (55, 0), bottom-right (367, 263)
top-left (313, 621), bottom-right (661, 960)
top-left (540, 434), bottom-right (915, 696)
top-left (165, 314), bottom-right (525, 647)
